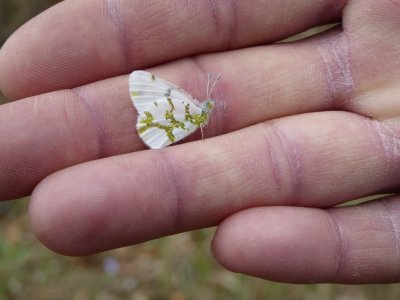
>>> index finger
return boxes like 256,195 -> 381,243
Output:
0,0 -> 345,99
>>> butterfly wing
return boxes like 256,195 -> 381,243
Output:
129,70 -> 203,149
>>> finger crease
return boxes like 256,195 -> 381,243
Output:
262,123 -> 304,205
160,150 -> 186,231
318,34 -> 354,110
71,87 -> 111,159
206,0 -> 238,50
104,0 -> 133,65
326,210 -> 348,281
369,120 -> 400,183
378,200 -> 400,276
207,0 -> 218,28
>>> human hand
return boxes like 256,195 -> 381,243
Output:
1,0 -> 400,284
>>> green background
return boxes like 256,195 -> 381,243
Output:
1,1 -> 400,299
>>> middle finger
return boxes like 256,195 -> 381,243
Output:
0,29 -> 344,200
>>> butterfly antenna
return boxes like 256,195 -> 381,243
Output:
209,74 -> 221,98
200,125 -> 205,141
206,73 -> 212,99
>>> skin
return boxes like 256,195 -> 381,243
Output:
1,0 -> 400,284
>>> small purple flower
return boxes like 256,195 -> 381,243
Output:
103,256 -> 120,276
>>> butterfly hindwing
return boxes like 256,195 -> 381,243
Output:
129,71 -> 204,149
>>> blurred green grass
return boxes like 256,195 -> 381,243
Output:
0,0 -> 59,45
2,202 -> 400,300
1,2 -> 400,300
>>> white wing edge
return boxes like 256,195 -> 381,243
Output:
129,70 -> 203,109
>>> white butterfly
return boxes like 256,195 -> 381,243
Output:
129,70 -> 220,149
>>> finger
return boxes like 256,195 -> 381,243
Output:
0,80 -> 140,200
0,29 -> 347,201
29,111 -> 400,255
5,0 -> 400,202
0,0 -> 346,99
212,196 -> 400,284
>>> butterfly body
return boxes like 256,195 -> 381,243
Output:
129,70 -> 215,149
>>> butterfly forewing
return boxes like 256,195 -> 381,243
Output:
129,70 -> 205,149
